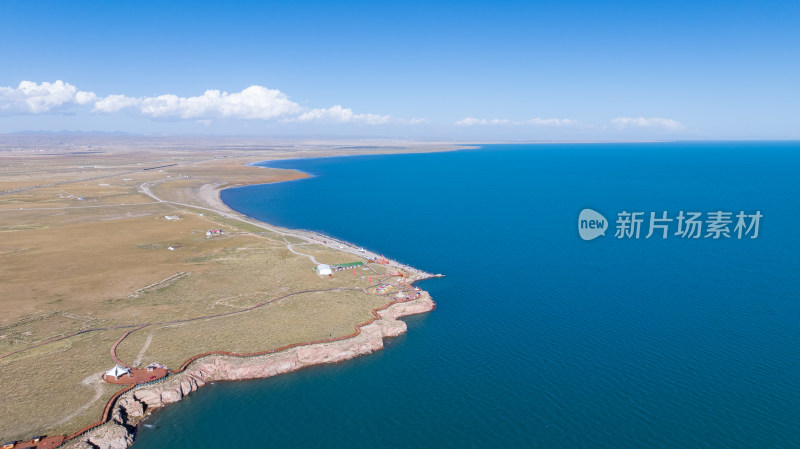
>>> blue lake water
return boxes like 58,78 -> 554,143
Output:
134,142 -> 800,448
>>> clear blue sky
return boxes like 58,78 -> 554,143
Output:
1,0 -> 798,139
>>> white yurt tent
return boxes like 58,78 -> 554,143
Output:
104,364 -> 131,379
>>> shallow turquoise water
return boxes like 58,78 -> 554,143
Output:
134,142 -> 800,448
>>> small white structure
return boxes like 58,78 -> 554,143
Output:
147,362 -> 167,371
104,364 -> 130,379
165,215 -> 180,221
317,264 -> 332,276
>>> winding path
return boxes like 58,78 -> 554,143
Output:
133,332 -> 154,367
285,242 -> 321,265
106,286 -> 357,368
0,286 -> 359,363
52,372 -> 108,429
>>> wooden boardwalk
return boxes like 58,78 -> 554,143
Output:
4,435 -> 64,449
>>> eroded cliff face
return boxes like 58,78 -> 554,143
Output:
61,293 -> 434,449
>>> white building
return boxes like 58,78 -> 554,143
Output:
317,264 -> 332,276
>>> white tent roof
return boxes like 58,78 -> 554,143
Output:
317,264 -> 332,275
105,364 -> 130,378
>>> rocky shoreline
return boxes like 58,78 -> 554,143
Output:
60,293 -> 435,449
56,162 -> 439,448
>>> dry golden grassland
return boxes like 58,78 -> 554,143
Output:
0,330 -> 123,439
115,289 -> 389,370
0,136 -> 449,442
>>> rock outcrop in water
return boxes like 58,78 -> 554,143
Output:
60,293 -> 434,449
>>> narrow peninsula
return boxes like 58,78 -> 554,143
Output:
0,136 -> 454,449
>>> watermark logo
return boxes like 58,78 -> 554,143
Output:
578,209 -> 608,240
578,209 -> 762,240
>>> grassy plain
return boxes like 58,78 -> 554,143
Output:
0,135 -> 454,441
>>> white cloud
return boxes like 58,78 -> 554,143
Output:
0,80 -> 96,114
396,117 -> 428,125
0,80 -> 423,127
455,117 -> 479,126
94,85 -> 301,120
456,117 -> 575,126
74,90 -> 97,105
525,118 -> 576,126
293,105 -> 391,125
92,87 -> 398,125
455,117 -> 512,126
93,94 -> 139,113
611,117 -> 684,130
